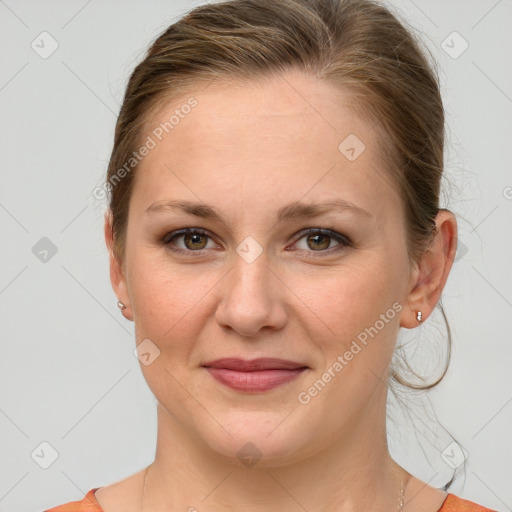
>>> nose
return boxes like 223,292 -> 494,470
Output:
214,252 -> 288,338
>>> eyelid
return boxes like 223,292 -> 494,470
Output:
287,227 -> 352,254
291,227 -> 351,244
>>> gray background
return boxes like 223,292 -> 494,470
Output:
0,0 -> 511,511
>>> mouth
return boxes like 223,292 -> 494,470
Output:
202,358 -> 309,392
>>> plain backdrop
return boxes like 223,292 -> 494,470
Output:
0,1 -> 511,511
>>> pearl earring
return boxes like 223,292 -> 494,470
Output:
416,311 -> 422,323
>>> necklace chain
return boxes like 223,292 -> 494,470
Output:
141,464 -> 406,511
398,480 -> 405,511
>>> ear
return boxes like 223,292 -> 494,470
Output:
104,210 -> 134,322
401,209 -> 458,328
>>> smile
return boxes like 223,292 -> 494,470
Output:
202,358 -> 309,392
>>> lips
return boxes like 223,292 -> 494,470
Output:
202,358 -> 308,392
203,357 -> 307,371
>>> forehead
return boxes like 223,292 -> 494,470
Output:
130,69 -> 401,223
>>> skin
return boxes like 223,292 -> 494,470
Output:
101,68 -> 457,512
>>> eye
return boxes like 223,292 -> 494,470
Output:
162,228 -> 218,253
161,227 -> 352,257
289,228 -> 352,256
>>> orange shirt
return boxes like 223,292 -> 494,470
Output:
44,488 -> 497,511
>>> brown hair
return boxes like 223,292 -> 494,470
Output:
105,0 -> 452,391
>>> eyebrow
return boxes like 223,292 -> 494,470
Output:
144,199 -> 372,222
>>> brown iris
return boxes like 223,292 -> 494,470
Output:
184,233 -> 208,250
306,233 -> 331,251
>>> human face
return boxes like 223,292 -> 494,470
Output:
116,68 -> 413,464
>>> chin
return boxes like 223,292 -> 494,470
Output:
195,409 -> 315,467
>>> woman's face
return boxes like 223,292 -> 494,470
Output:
110,69 -> 420,464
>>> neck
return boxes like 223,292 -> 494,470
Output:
140,396 -> 410,512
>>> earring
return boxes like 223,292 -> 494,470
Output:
117,301 -> 127,311
416,311 -> 423,323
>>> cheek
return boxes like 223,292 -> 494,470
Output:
292,263 -> 402,419
289,259 -> 401,347
129,258 -> 214,397
128,248 -> 215,347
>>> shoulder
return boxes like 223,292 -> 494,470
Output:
47,468 -> 147,512
43,488 -> 103,512
438,493 -> 497,512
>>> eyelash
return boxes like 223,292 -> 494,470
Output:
160,227 -> 353,257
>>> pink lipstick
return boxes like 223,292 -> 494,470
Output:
202,357 -> 308,392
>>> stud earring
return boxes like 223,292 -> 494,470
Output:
117,301 -> 127,311
416,311 -> 422,323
